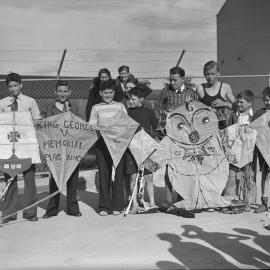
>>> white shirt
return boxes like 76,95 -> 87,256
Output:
55,101 -> 70,112
0,93 -> 41,120
237,108 -> 253,125
175,84 -> 185,94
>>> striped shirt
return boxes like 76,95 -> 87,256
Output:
89,101 -> 127,125
0,93 -> 41,120
154,85 -> 198,129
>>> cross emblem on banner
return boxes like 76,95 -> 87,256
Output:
7,131 -> 21,142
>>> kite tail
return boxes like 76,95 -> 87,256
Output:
138,166 -> 147,209
124,172 -> 140,216
0,190 -> 60,224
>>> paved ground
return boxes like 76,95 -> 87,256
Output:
0,170 -> 270,270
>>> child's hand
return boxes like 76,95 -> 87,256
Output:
211,99 -> 229,108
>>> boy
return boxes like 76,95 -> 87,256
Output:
89,79 -> 126,216
196,61 -> 235,130
253,87 -> 270,214
43,80 -> 82,218
154,66 -> 198,211
223,89 -> 254,203
126,86 -> 158,213
155,66 -> 198,131
0,73 -> 41,224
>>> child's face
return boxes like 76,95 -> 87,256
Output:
55,85 -> 71,103
263,95 -> 270,110
100,89 -> 115,104
8,81 -> 22,97
170,74 -> 184,91
237,97 -> 252,113
119,70 -> 128,82
125,82 -> 136,92
100,72 -> 110,82
129,94 -> 143,108
204,67 -> 219,86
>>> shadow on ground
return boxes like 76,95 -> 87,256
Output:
156,225 -> 270,269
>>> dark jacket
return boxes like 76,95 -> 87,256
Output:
114,73 -> 136,103
44,100 -> 79,118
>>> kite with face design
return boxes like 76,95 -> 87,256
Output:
152,100 -> 229,210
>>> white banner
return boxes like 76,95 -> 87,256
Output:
0,111 -> 41,164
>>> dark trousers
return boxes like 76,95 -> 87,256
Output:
95,139 -> 125,213
165,164 -> 183,205
165,165 -> 173,205
218,120 -> 227,130
45,166 -> 80,215
2,164 -> 37,219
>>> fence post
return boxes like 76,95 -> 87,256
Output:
176,49 -> 186,67
57,48 -> 67,80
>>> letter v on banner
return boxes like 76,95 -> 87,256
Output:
34,112 -> 98,192
98,111 -> 139,169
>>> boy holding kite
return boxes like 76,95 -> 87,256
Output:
0,73 -> 41,224
126,86 -> 158,214
43,80 -> 82,218
223,89 -> 255,206
89,79 -> 127,216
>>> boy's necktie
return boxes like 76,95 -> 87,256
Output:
63,102 -> 68,112
11,96 -> 18,111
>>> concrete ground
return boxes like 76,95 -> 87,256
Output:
0,169 -> 270,270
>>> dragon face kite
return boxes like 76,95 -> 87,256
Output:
153,101 -> 229,209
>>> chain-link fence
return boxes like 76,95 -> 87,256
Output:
0,75 -> 269,174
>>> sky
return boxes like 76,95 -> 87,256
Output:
0,0 -> 226,79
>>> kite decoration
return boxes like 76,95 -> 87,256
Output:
34,111 -> 98,192
152,101 -> 230,210
98,111 -> 139,169
250,110 -> 270,167
128,128 -> 158,169
0,111 -> 41,199
221,123 -> 257,168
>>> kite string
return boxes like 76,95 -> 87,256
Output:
0,190 -> 60,224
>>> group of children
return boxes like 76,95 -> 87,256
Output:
0,62 -> 270,227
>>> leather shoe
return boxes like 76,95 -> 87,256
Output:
23,214 -> 38,221
1,217 -> 17,224
43,213 -> 57,219
67,212 -> 82,217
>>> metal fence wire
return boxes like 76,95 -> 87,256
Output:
0,75 -> 268,173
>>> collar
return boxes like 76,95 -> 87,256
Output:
56,99 -> 71,105
236,107 -> 253,117
10,93 -> 22,100
175,84 -> 185,94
